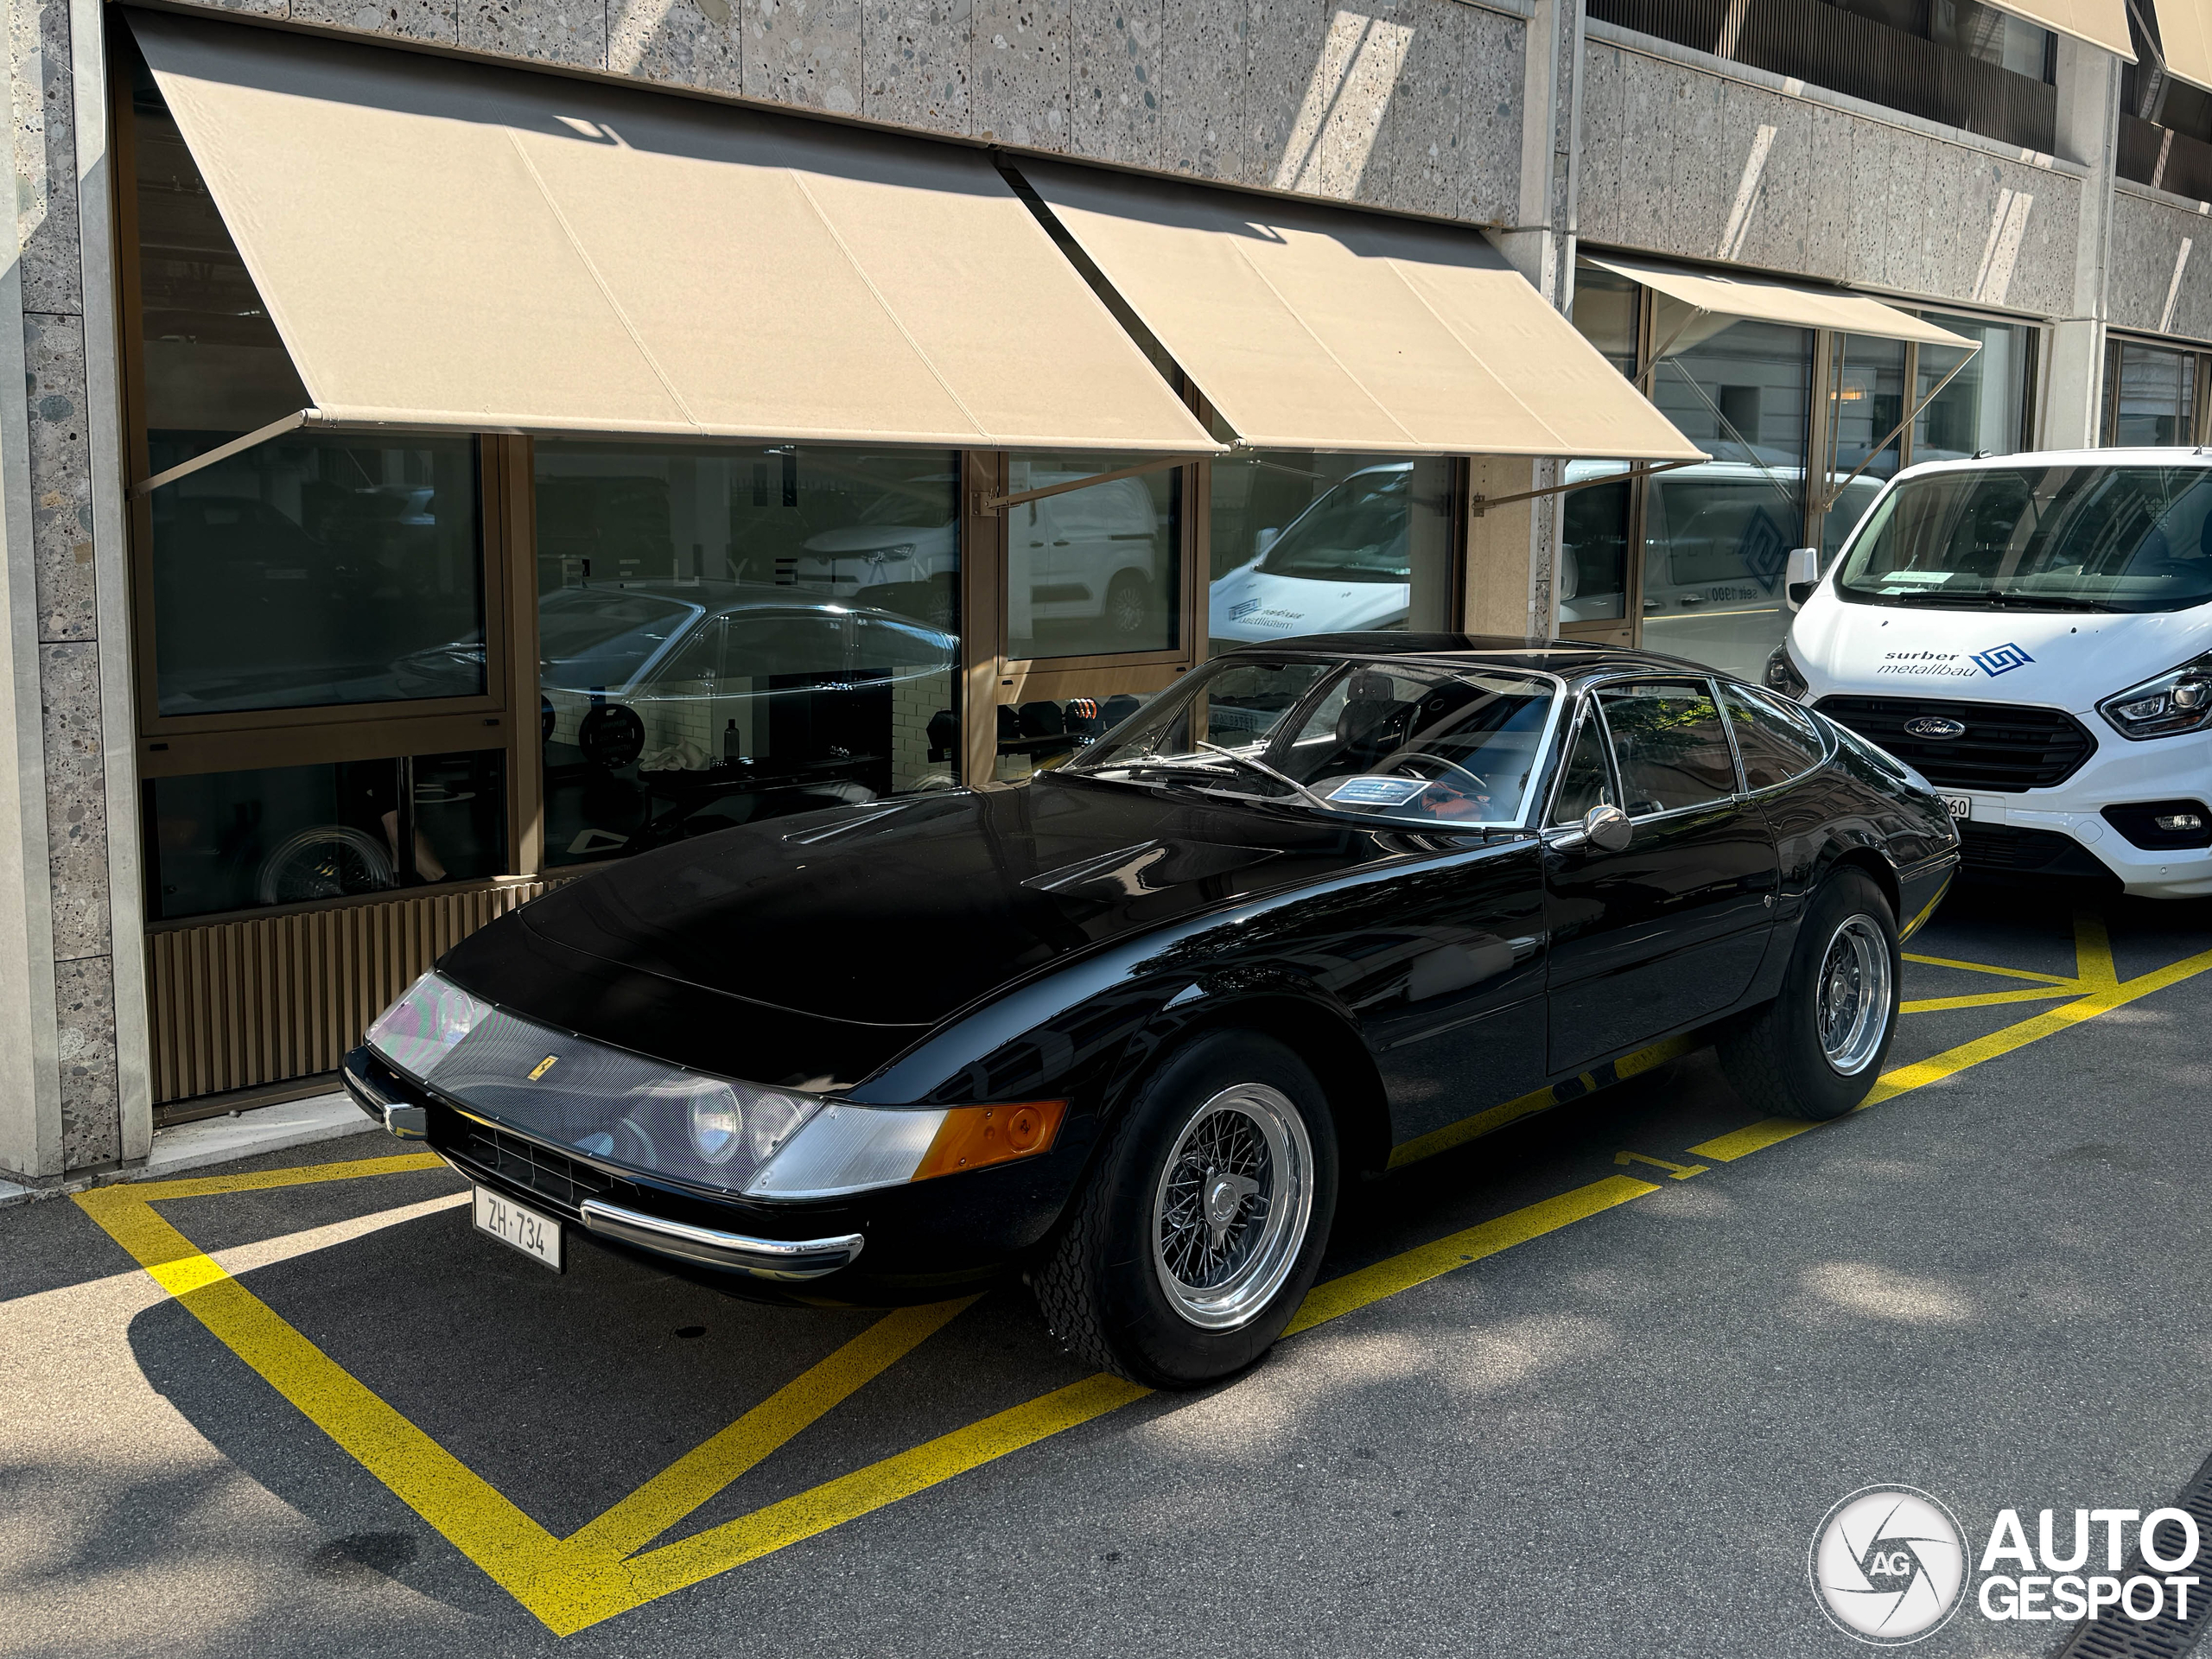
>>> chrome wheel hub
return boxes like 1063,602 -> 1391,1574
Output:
1815,913 -> 1893,1077
1152,1084 -> 1313,1332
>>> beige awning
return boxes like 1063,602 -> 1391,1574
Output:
1588,257 -> 1979,352
2151,0 -> 2212,92
1019,162 -> 1702,461
1982,0 -> 2133,60
127,12 -> 1216,457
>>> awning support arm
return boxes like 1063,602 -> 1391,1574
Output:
130,410 -> 312,499
1470,458 -> 1704,518
1815,349 -> 1977,516
974,452 -> 1215,516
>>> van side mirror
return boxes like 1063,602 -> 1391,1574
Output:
1255,527 -> 1280,558
1553,802 -> 1632,854
1785,546 -> 1821,611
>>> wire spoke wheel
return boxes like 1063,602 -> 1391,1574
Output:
1815,912 -> 1892,1077
1150,1083 -> 1313,1332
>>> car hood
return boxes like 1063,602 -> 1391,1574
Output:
450,782 -> 1392,1042
1208,564 -> 1409,642
1793,596 -> 2212,711
800,524 -> 956,555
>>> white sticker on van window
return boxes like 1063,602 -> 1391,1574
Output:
1329,777 -> 1430,807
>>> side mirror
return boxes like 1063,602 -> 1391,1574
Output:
1557,548 -> 1580,604
1785,546 -> 1821,611
1584,803 -> 1633,852
1552,802 -> 1632,853
1255,527 -> 1281,559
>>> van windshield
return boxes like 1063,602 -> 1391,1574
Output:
1834,464 -> 2212,613
1255,469 -> 1411,583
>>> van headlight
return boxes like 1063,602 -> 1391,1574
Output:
2097,653 -> 2212,740
1764,642 -> 1809,701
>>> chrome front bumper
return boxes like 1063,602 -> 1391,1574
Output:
577,1199 -> 865,1281
346,1053 -> 865,1282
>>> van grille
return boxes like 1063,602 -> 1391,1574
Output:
1815,696 -> 2094,791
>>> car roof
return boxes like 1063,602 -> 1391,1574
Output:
1892,445 -> 2212,482
1215,631 -> 1732,682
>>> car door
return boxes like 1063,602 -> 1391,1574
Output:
1543,677 -> 1780,1073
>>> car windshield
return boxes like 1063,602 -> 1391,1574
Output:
1255,470 -> 1412,584
1834,464 -> 2212,613
1063,656 -> 1558,828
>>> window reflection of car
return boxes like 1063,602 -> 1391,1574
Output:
533,582 -> 958,855
1208,464 -> 1415,645
1559,458 -> 1883,681
786,471 -> 1166,640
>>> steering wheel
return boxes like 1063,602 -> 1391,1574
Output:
1389,752 -> 1491,793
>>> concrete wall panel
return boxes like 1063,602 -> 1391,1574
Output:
38,639 -> 105,964
55,952 -> 115,1166
864,0 -> 970,131
1069,0 -> 1159,165
461,0 -> 607,66
23,312 -> 90,646
609,0 -> 745,92
1580,36 -> 2081,317
11,0 -> 79,316
975,0 -> 1069,149
747,0 -> 864,111
1154,0 -> 1241,177
2109,187 -> 2212,342
291,0 -> 459,42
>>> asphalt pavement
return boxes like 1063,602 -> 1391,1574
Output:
5,884 -> 2210,1659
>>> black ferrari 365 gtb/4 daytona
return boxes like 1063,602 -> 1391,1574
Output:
346,635 -> 1957,1387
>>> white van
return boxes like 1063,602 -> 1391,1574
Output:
1777,448 -> 2212,897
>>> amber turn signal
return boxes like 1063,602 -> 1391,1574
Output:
913,1100 -> 1067,1181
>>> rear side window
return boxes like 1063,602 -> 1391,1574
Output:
1596,680 -> 1738,817
1721,682 -> 1826,789
1548,707 -> 1617,824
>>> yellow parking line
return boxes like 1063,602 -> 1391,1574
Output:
1903,952 -> 2075,986
70,911 -> 2212,1637
1901,987 -> 2080,1014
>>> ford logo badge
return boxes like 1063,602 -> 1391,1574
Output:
1904,716 -> 1967,739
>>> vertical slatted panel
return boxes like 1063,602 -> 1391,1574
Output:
146,882 -> 555,1106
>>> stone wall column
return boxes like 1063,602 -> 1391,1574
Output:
2043,36 -> 2121,448
0,0 -> 143,1181
1488,0 -> 1584,637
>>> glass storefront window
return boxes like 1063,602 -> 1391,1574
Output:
533,444 -> 960,868
1643,317 -> 1813,681
146,435 -> 485,716
1815,333 -> 1905,563
1914,315 -> 2033,463
990,683 -> 1161,782
147,751 -> 506,920
1002,453 -> 1178,659
1563,267 -> 1642,628
1207,453 -> 1455,652
2106,340 -> 2200,446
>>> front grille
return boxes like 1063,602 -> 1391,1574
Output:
1957,823 -> 2112,880
438,1116 -> 630,1217
1815,696 -> 2095,791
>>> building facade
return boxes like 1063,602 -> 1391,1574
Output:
0,0 -> 2200,1184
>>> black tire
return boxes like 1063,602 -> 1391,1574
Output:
1719,868 -> 1901,1122
1033,1031 -> 1338,1389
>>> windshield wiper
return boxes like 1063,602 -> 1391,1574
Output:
1195,741 -> 1338,811
1853,587 -> 2113,613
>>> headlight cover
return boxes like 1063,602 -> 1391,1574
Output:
2097,652 -> 2212,741
365,972 -> 826,1192
1764,641 -> 1809,701
362,973 -> 1066,1199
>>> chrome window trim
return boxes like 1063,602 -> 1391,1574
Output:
1578,672 -> 1745,826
